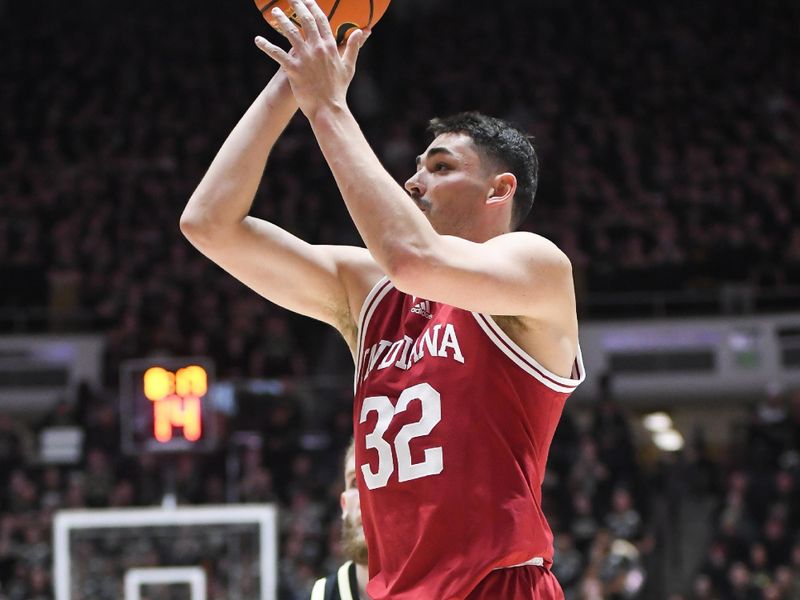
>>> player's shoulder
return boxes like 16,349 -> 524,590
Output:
491,231 -> 572,269
309,561 -> 357,600
321,243 -> 373,266
309,573 -> 335,600
325,245 -> 385,317
323,245 -> 383,279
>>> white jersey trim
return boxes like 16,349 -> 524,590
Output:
354,276 -> 394,391
471,312 -> 585,394
310,577 -> 326,600
337,561 -> 355,600
493,556 -> 545,571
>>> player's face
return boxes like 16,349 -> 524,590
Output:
405,133 -> 498,237
341,453 -> 361,525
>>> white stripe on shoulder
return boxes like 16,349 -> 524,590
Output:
310,576 -> 326,600
337,561 -> 355,600
356,276 -> 391,332
471,313 -> 586,394
354,277 -> 394,391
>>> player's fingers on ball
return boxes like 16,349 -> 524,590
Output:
270,7 -> 303,45
302,0 -> 334,40
287,0 -> 320,42
342,29 -> 365,70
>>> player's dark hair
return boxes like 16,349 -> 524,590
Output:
427,112 -> 538,230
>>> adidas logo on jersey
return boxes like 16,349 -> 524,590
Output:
410,300 -> 433,319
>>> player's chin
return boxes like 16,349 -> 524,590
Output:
341,519 -> 369,564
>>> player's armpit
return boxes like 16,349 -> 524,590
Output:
389,230 -> 575,321
181,215 -> 381,350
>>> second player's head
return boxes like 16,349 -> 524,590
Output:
404,112 -> 538,239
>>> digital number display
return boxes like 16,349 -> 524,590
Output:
120,358 -> 216,454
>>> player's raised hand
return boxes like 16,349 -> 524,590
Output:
255,0 -> 369,120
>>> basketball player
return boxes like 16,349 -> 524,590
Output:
181,0 -> 584,597
310,441 -> 370,600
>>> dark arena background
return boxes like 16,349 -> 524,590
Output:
1,0 -> 799,598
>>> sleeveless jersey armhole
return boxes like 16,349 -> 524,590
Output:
471,312 -> 586,394
353,277 -> 393,391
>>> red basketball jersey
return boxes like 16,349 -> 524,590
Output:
353,278 -> 585,600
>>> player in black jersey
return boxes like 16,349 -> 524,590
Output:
310,441 -> 370,600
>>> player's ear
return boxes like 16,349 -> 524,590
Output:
486,172 -> 516,206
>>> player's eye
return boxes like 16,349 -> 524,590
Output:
434,162 -> 451,172
347,477 -> 357,489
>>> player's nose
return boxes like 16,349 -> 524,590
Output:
404,172 -> 425,198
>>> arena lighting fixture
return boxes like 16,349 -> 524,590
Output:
642,412 -> 673,432
653,430 -> 685,452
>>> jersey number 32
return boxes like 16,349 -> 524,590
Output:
359,382 -> 444,490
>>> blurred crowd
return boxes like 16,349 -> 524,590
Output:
0,382 -> 355,600
2,0 -> 799,379
1,0 -> 800,598
674,388 -> 800,600
2,380 -> 799,599
545,389 -> 652,599
2,381 -> 646,599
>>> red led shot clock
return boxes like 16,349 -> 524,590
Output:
120,357 -> 217,454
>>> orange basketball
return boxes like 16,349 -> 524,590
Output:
255,0 -> 392,44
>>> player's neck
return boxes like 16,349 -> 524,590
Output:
463,222 -> 511,244
435,213 -> 509,244
355,562 -> 371,600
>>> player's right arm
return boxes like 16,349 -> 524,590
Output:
180,68 -> 379,347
